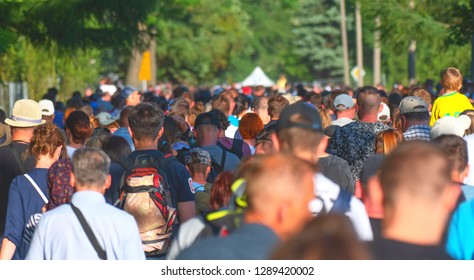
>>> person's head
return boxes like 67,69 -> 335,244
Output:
119,106 -> 133,128
374,129 -> 404,155
86,127 -> 111,149
253,85 -> 265,97
128,103 -> 165,145
252,96 -> 270,125
433,134 -> 469,184
189,101 -> 206,128
29,123 -> 65,162
232,94 -> 249,117
169,97 -> 190,121
209,171 -> 234,210
379,141 -> 460,243
239,153 -> 315,240
6,99 -> 46,140
211,94 -> 231,117
121,86 -> 141,106
409,87 -> 432,110
398,96 -> 430,131
94,112 -> 120,133
333,93 -> 356,120
159,116 -> 185,154
71,148 -> 111,193
111,94 -> 126,111
356,86 -> 382,121
267,94 -> 289,120
46,158 -> 74,211
184,147 -> 211,179
238,113 -> 264,141
65,110 -> 93,145
271,215 -> 372,260
101,135 -> 132,162
360,154 -> 385,217
39,99 -> 55,124
194,111 -> 221,146
430,115 -> 471,140
255,123 -> 277,155
460,109 -> 474,136
222,89 -> 238,113
441,67 -> 463,92
275,103 -> 325,163
212,108 -> 230,136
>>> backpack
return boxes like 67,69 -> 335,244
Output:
217,139 -> 244,159
115,154 -> 177,257
207,148 -> 227,183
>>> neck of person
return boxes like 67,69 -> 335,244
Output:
192,174 -> 207,185
134,138 -> 159,151
35,154 -> 57,169
11,128 -> 34,143
198,137 -> 217,147
358,112 -> 379,123
382,204 -> 448,246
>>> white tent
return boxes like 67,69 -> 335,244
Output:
241,66 -> 275,87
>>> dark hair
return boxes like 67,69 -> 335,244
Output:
159,116 -> 184,154
402,111 -> 430,122
356,86 -> 381,117
211,94 -> 230,116
0,109 -> 6,124
102,136 -> 132,162
128,103 -> 164,142
119,106 -> 133,128
65,111 -> 93,145
268,95 -> 289,119
211,108 -> 230,131
232,94 -> 249,116
433,134 -> 468,174
111,94 -> 126,110
461,109 -> 474,135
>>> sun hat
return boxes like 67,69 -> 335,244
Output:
5,99 -> 46,127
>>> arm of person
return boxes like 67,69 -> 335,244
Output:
0,238 -> 16,260
177,201 -> 196,224
1,178 -> 24,259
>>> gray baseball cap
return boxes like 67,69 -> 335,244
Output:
399,96 -> 428,115
333,94 -> 355,110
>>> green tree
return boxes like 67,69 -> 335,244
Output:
290,0 -> 345,83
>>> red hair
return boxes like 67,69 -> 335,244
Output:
239,113 -> 264,140
209,171 -> 234,210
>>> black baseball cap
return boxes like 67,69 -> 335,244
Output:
194,111 -> 221,129
277,103 -> 322,132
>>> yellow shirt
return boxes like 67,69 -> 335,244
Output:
430,92 -> 473,126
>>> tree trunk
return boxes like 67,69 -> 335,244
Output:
355,2 -> 364,87
340,0 -> 350,86
126,47 -> 143,88
373,16 -> 381,86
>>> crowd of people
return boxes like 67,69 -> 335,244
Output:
0,66 -> 474,260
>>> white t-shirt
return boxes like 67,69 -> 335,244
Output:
464,134 -> 474,186
313,173 -> 373,241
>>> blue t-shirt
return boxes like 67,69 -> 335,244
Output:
2,168 -> 49,260
106,150 -> 195,217
446,200 -> 474,259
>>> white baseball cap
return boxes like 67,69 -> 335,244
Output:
430,115 -> 471,140
39,99 -> 55,116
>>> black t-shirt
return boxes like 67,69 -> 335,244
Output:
369,218 -> 382,241
318,155 -> 355,194
369,237 -> 452,260
0,142 -> 35,235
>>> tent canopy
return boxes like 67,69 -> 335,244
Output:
241,66 -> 275,87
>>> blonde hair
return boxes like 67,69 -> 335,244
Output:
441,67 -> 463,92
375,129 -> 404,155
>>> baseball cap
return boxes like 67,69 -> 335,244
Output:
121,86 -> 139,99
333,94 -> 355,110
39,99 -> 55,116
194,111 -> 221,129
277,103 -> 322,132
430,115 -> 471,140
399,96 -> 428,115
95,112 -> 119,126
378,102 -> 391,122
184,147 -> 211,166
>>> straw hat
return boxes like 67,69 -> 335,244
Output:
5,99 -> 46,127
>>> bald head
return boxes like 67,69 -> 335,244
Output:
235,153 -> 315,240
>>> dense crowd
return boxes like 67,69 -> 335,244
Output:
1,66 -> 474,260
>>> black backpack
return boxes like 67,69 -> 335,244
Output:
115,154 -> 177,257
217,139 -> 244,159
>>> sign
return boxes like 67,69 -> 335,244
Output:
351,66 -> 366,82
138,51 -> 152,81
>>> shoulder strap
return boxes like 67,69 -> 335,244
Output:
10,143 -> 27,174
329,189 -> 352,214
24,174 -> 48,204
230,139 -> 243,158
115,156 -> 134,171
220,149 -> 227,171
70,202 -> 107,260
